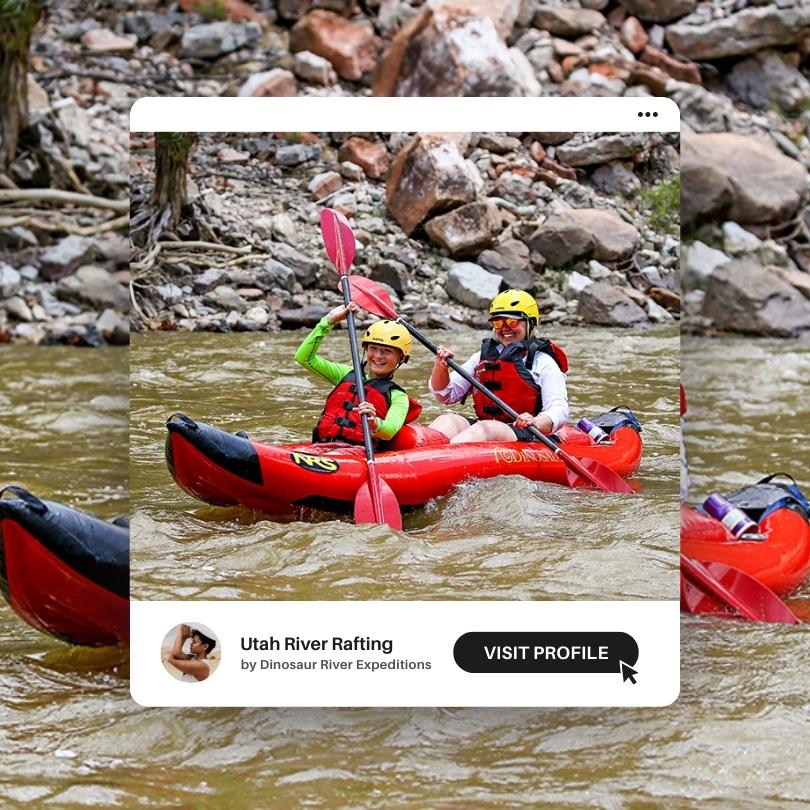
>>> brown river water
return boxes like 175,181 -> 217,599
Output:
2,335 -> 808,806
130,326 -> 679,602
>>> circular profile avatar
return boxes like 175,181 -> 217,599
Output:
162,623 -> 220,683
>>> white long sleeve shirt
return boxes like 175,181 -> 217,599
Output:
429,345 -> 570,432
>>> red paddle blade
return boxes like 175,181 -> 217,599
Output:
320,208 -> 356,274
354,476 -> 402,530
347,276 -> 398,319
681,556 -> 799,624
561,454 -> 634,494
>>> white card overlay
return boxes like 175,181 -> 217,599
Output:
132,600 -> 679,707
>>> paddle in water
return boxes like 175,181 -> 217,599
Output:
681,553 -> 799,624
319,208 -> 402,529
345,275 -> 633,494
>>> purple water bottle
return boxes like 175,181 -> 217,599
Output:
577,418 -> 610,444
703,493 -> 759,538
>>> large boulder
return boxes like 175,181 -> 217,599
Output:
424,200 -> 502,256
681,133 -> 807,226
617,0 -> 695,23
477,239 -> 533,291
576,282 -> 649,327
667,4 -> 810,60
701,260 -> 810,337
373,0 -> 538,97
445,262 -> 502,308
386,134 -> 479,236
726,49 -> 810,113
527,209 -> 639,266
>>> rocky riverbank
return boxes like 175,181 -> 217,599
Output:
130,129 -> 680,332
2,0 -> 809,339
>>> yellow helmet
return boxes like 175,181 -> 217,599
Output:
362,319 -> 412,362
489,289 -> 539,327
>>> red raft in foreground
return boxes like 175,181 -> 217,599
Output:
166,409 -> 642,517
681,475 -> 810,614
0,487 -> 129,646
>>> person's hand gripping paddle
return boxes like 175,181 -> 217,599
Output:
319,208 -> 402,529
346,275 -> 633,494
680,554 -> 799,624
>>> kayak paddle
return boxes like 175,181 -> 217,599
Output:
680,553 -> 799,624
346,276 -> 633,494
319,208 -> 402,530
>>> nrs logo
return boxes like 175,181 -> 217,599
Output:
289,452 -> 340,474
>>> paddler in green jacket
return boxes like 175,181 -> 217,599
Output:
294,302 -> 421,446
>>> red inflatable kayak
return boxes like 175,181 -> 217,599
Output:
0,487 -> 129,646
165,410 -> 642,518
681,501 -> 810,599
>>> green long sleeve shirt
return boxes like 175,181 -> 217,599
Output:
294,317 -> 409,441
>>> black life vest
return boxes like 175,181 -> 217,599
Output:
472,337 -> 567,422
313,370 -> 422,445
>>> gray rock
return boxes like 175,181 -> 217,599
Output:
701,260 -> 810,337
0,262 -> 21,298
726,49 -> 810,113
577,282 -> 649,327
4,297 -> 33,322
275,143 -> 322,167
192,268 -> 226,293
721,222 -> 761,255
670,84 -> 736,133
566,271 -> 594,298
369,260 -> 411,296
478,134 -> 523,154
271,212 -> 298,244
96,308 -> 129,345
682,241 -> 730,291
445,262 -> 503,309
478,239 -> 534,290
617,0 -> 695,23
156,283 -> 185,305
340,161 -> 365,181
259,259 -> 296,292
424,200 -> 503,257
293,50 -> 337,85
278,305 -> 328,329
667,5 -> 810,60
532,6 -> 605,36
180,21 -> 261,60
647,298 -> 674,322
270,243 -> 319,288
556,133 -> 651,167
39,236 -> 95,281
204,285 -> 247,313
57,266 -> 129,310
243,306 -> 270,328
527,209 -> 639,266
682,132 -> 807,226
590,161 -> 641,196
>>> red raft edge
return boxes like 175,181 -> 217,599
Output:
0,493 -> 129,647
681,504 -> 810,599
165,414 -> 642,517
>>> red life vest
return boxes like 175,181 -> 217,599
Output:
471,338 -> 567,422
313,370 -> 422,445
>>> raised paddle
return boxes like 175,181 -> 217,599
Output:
680,553 -> 799,624
346,275 -> 633,494
319,208 -> 402,530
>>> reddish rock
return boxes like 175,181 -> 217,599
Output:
80,29 -> 135,53
179,0 -> 266,23
541,158 -> 577,181
529,141 -> 546,163
289,10 -> 379,81
589,62 -> 630,81
628,63 -> 669,94
239,69 -> 297,96
386,134 -> 478,236
337,137 -> 390,179
640,45 -> 701,84
649,287 -> 681,313
620,16 -> 648,54
424,200 -> 502,257
308,171 -> 343,200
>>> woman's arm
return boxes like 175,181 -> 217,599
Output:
533,354 -> 569,431
429,351 -> 478,405
171,625 -> 190,660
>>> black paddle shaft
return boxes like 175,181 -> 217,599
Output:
340,276 -> 377,461
398,319 -> 557,450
